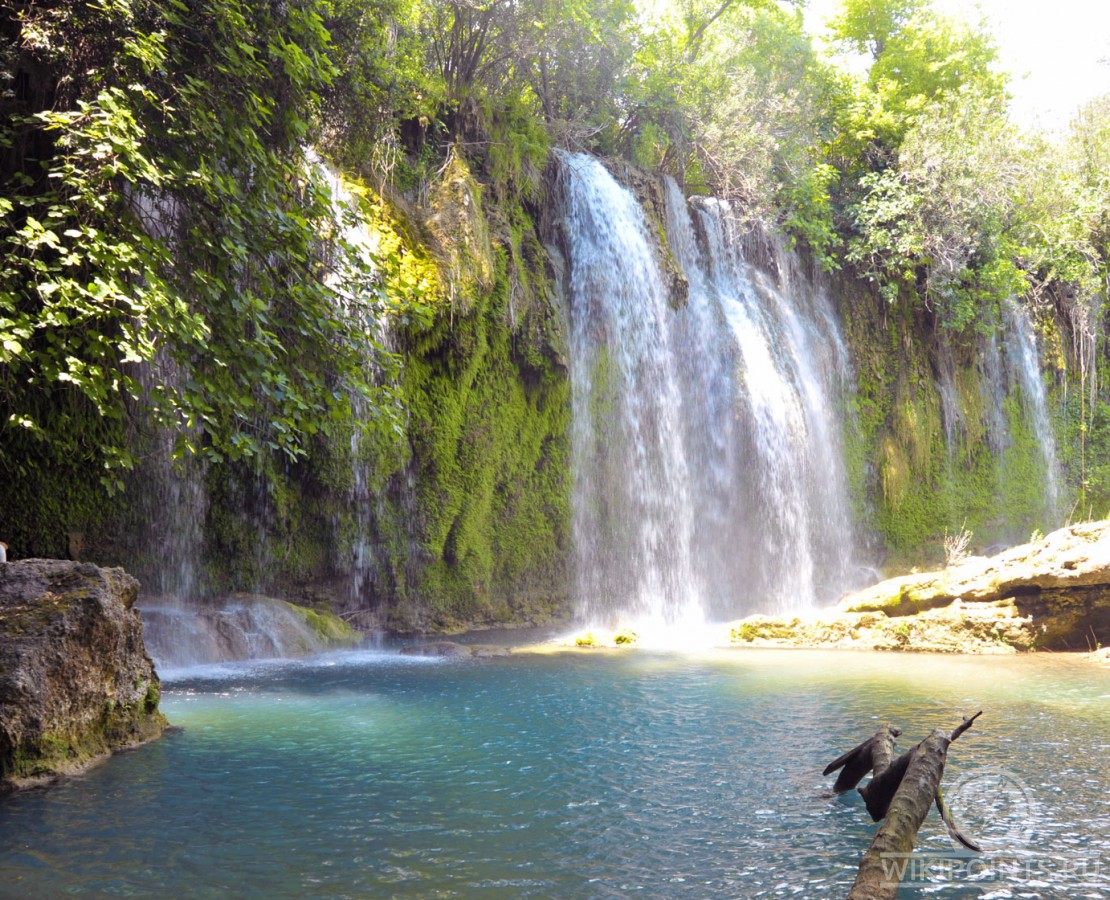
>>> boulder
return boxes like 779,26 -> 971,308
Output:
400,641 -> 470,658
0,559 -> 166,792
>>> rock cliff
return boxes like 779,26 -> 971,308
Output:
0,560 -> 166,791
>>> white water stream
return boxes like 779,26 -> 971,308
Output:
552,154 -> 857,628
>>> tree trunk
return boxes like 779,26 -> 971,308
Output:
848,731 -> 951,900
823,724 -> 901,793
825,712 -> 982,900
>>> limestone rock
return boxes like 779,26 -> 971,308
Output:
0,559 -> 166,791
844,522 -> 1110,617
728,522 -> 1110,654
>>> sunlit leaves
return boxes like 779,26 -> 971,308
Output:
0,0 -> 423,487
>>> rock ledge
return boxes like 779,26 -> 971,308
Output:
729,522 -> 1110,653
1,559 -> 166,792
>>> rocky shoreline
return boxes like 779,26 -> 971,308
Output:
728,522 -> 1110,654
0,559 -> 167,792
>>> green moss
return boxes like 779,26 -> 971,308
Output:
730,618 -> 801,642
285,601 -> 361,644
847,583 -> 953,617
839,280 -> 1071,566
380,160 -> 570,631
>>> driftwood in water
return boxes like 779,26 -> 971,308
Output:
823,724 -> 901,793
824,712 -> 983,900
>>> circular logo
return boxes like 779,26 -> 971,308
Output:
945,766 -> 1038,850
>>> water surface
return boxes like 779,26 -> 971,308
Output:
1,650 -> 1107,898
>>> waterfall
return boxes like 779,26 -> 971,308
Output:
553,155 -> 702,628
1004,300 -> 1061,519
552,153 -> 857,626
315,159 -> 389,609
676,188 -> 856,617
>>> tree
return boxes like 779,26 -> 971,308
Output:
828,0 -> 1005,169
844,88 -> 1027,325
824,0 -> 1016,323
0,0 -> 415,495
317,0 -> 440,181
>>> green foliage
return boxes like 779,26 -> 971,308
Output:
1,0 -> 425,554
828,0 -> 924,58
829,0 -> 1004,160
318,0 -> 439,178
824,0 -> 1023,331
843,89 -> 1028,326
619,0 -> 844,258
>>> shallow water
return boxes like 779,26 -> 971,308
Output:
1,650 -> 1107,898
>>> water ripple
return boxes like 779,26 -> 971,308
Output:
0,650 -> 1106,898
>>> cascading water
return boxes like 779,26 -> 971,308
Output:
1004,300 -> 1061,519
676,187 -> 856,617
552,153 -> 858,627
315,159 -> 391,610
553,155 -> 702,629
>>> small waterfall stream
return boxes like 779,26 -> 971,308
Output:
316,160 -> 391,609
1004,300 -> 1061,519
553,153 -> 857,627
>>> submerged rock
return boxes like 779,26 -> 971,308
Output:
728,522 -> 1110,653
396,641 -> 513,658
0,559 -> 166,792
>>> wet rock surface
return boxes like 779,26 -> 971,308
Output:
138,593 -> 361,669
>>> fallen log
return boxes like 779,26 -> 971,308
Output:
825,712 -> 982,900
823,724 -> 901,793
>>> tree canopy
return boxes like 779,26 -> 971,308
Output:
3,0 -> 1109,496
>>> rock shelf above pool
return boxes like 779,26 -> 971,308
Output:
729,522 -> 1110,653
0,559 -> 167,792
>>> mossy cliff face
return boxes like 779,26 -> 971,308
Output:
0,559 -> 166,791
386,155 -> 571,631
837,276 -> 1069,565
162,154 -> 572,633
3,152 -> 1095,632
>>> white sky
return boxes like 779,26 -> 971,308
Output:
803,0 -> 1110,132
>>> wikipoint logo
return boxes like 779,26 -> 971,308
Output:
945,766 -> 1038,850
